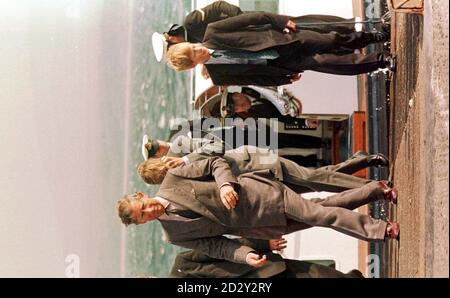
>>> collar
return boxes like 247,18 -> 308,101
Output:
154,196 -> 171,210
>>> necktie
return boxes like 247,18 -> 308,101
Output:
169,205 -> 202,219
211,49 -> 280,60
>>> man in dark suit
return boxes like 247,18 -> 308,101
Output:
117,155 -> 400,266
170,238 -> 364,278
161,1 -> 360,46
166,12 -> 394,86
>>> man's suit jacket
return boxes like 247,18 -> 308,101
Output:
169,239 -> 364,278
203,12 -> 298,86
185,145 -> 302,185
167,135 -> 224,157
184,0 -> 243,43
169,238 -> 286,278
156,156 -> 304,263
184,2 -> 354,44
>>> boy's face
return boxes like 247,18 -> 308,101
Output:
189,43 -> 210,65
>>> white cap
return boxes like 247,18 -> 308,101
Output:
141,134 -> 149,160
220,89 -> 229,118
152,32 -> 167,62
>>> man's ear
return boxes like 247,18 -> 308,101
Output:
135,192 -> 145,199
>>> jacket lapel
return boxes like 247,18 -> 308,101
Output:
157,182 -> 221,224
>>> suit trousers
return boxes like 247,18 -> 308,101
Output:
281,155 -> 372,193
292,15 -> 356,35
318,152 -> 372,174
283,181 -> 388,241
270,30 -> 384,75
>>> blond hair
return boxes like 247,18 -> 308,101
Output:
116,194 -> 137,226
137,158 -> 168,184
165,42 -> 194,71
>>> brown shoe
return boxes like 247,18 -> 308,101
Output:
378,181 -> 397,204
386,221 -> 400,240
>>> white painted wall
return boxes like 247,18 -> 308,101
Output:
278,0 -> 359,115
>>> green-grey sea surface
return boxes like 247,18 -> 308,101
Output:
125,0 -> 192,277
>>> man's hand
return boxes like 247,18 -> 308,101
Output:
283,20 -> 297,33
306,119 -> 319,129
161,156 -> 185,169
290,73 -> 302,83
220,183 -> 239,209
269,238 -> 287,251
246,252 -> 267,267
200,64 -> 210,79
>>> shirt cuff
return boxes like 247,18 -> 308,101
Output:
220,182 -> 232,189
182,156 -> 190,165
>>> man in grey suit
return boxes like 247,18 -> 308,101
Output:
117,155 -> 399,267
140,145 -> 389,193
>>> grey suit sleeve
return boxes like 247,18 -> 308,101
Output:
209,156 -> 238,187
237,238 -> 271,253
207,12 -> 291,32
172,236 -> 255,263
185,152 -> 209,163
171,156 -> 238,188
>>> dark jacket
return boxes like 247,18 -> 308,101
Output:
169,239 -> 364,278
184,0 -> 243,43
202,12 -> 300,86
169,238 -> 286,278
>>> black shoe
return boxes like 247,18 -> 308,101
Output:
384,41 -> 391,53
352,150 -> 369,158
367,153 -> 390,167
382,54 -> 397,71
382,22 -> 391,35
371,31 -> 388,43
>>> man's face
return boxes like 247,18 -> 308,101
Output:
154,140 -> 169,158
145,139 -> 169,158
129,194 -> 165,224
232,93 -> 252,113
167,35 -> 185,45
189,43 -> 210,65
